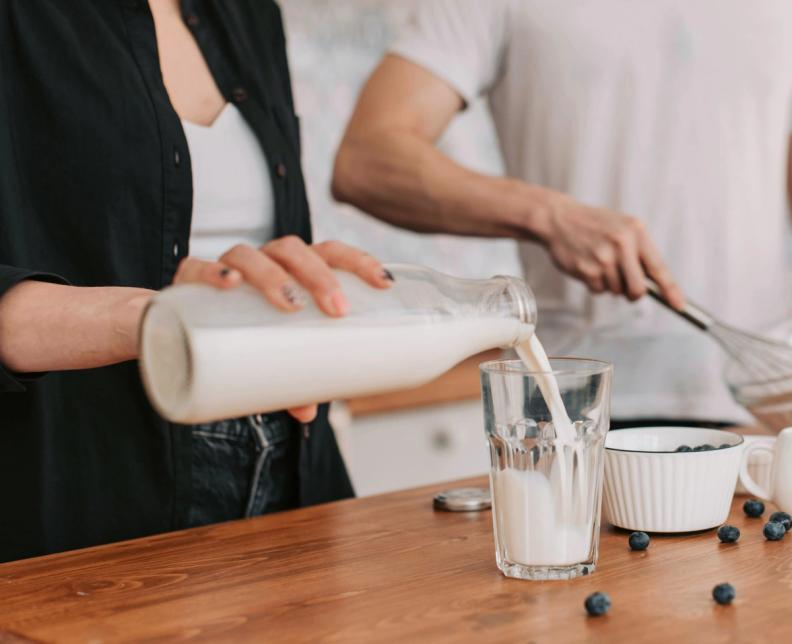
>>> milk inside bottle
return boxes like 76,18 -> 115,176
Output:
140,264 -> 537,424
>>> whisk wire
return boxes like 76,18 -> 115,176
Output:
646,282 -> 792,386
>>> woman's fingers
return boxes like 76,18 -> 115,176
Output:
262,236 -> 347,317
219,244 -> 305,311
177,239 -> 388,317
173,257 -> 242,288
177,239 -> 390,318
287,405 -> 318,423
312,240 -> 392,288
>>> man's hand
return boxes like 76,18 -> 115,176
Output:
538,194 -> 685,307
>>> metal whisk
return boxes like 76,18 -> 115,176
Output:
645,282 -> 792,385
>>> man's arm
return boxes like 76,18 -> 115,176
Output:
333,55 -> 683,306
333,55 -> 546,240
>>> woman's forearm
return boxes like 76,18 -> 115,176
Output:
332,128 -> 559,242
0,281 -> 153,373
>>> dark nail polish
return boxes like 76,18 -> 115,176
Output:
382,268 -> 395,282
282,284 -> 305,307
219,267 -> 231,278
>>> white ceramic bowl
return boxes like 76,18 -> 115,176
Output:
603,427 -> 744,533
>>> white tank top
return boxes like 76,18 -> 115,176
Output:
183,104 -> 275,261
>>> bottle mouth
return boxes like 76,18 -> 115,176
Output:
495,275 -> 537,326
491,275 -> 537,347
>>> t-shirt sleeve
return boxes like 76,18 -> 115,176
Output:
0,265 -> 69,392
389,0 -> 511,106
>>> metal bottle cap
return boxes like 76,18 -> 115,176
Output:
433,487 -> 491,512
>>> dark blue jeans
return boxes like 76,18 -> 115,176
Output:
186,413 -> 301,527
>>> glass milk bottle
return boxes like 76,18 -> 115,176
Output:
139,264 -> 536,424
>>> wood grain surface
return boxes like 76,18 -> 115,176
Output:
0,472 -> 790,643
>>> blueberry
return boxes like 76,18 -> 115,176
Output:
693,444 -> 716,451
712,583 -> 736,605
717,525 -> 740,543
675,445 -> 692,452
628,531 -> 650,551
743,499 -> 765,518
584,591 -> 611,616
719,443 -> 731,449
764,521 -> 786,541
769,511 -> 792,532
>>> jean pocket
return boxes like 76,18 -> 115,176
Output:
187,415 -> 299,527
187,418 -> 259,527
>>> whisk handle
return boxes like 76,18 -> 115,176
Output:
645,281 -> 713,331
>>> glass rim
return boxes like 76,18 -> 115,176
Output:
479,357 -> 613,377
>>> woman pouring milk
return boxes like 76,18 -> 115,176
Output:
0,0 -> 396,562
0,1 -> 687,562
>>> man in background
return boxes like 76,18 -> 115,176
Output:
332,0 -> 792,425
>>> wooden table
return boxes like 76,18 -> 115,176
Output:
0,477 -> 790,643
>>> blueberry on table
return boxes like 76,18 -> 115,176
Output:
764,521 -> 786,541
675,445 -> 692,452
743,499 -> 765,518
584,592 -> 611,617
712,583 -> 735,605
693,444 -> 716,451
628,531 -> 650,551
717,525 -> 740,543
769,511 -> 792,532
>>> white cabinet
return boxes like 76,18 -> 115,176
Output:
333,400 -> 490,497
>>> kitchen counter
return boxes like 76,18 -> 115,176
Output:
0,474 -> 789,642
345,350 -> 501,417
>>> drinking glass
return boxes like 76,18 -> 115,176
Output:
480,358 -> 613,580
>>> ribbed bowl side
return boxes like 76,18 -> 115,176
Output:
603,448 -> 742,533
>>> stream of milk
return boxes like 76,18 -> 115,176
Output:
493,334 -> 592,567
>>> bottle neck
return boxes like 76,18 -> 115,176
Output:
498,275 -> 537,326
493,275 -> 537,347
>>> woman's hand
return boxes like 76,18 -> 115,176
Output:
173,237 -> 392,422
539,195 -> 685,309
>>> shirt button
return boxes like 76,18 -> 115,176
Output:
173,241 -> 180,257
275,163 -> 287,179
185,14 -> 200,28
173,148 -> 181,167
232,87 -> 248,103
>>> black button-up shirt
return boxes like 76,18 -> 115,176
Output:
0,0 -> 350,562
